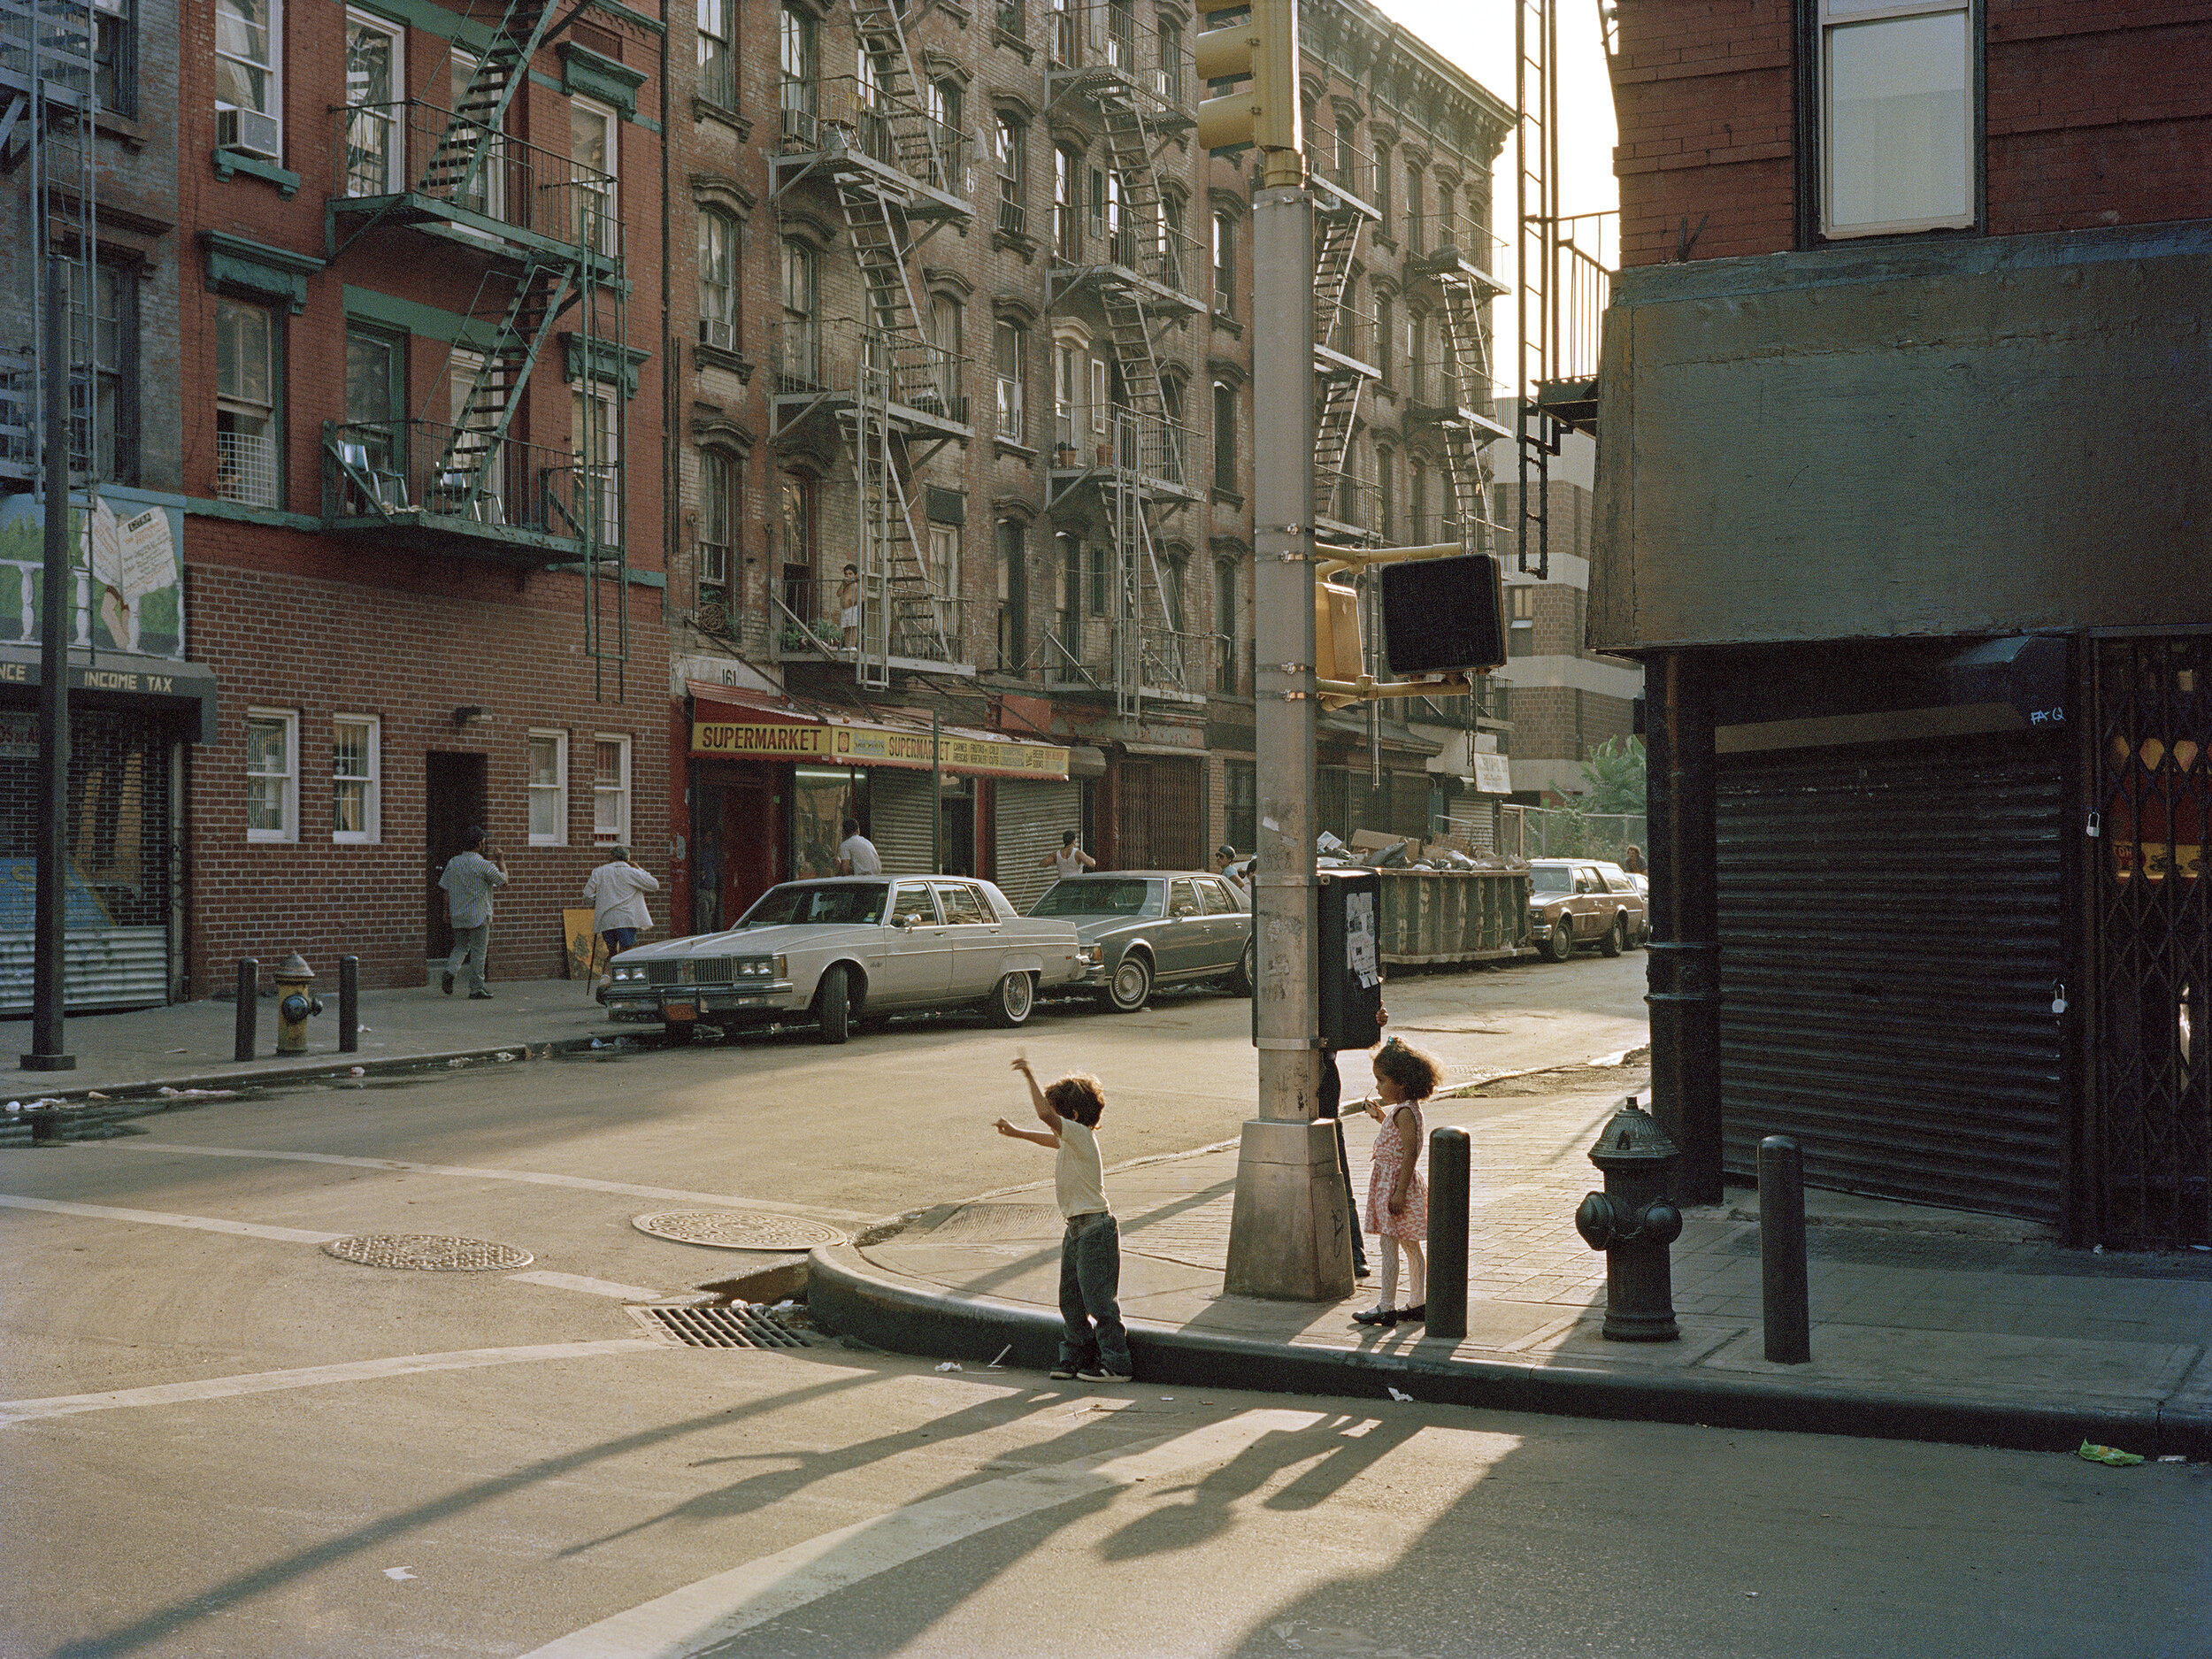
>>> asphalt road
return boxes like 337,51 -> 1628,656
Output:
6,952 -> 2201,1657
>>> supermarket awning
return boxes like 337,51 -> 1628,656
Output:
688,690 -> 1068,780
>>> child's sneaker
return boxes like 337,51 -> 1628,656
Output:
1048,1365 -> 1079,1380
1076,1368 -> 1131,1383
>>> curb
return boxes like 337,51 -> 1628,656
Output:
806,1243 -> 2212,1462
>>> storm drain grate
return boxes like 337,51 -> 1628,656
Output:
632,1211 -> 849,1251
323,1234 -> 534,1271
630,1302 -> 812,1348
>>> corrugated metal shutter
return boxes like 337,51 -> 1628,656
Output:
1114,757 -> 1202,870
0,926 -> 169,1014
995,780 -> 1082,913
869,770 -> 938,875
1717,735 -> 2066,1224
1392,771 -> 1429,838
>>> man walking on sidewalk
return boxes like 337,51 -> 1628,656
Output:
583,846 -> 658,987
439,826 -> 507,999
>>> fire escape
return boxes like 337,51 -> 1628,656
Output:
1404,226 -> 1511,555
321,0 -> 632,688
770,0 -> 975,689
1044,0 -> 1203,720
1,0 -> 100,498
1310,128 -> 1379,547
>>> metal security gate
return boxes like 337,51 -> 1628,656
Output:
867,769 -> 939,876
1114,757 -> 1201,871
1716,735 -> 2067,1224
994,779 -> 1080,914
0,707 -> 173,1011
2088,637 -> 2211,1246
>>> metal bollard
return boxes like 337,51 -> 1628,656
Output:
1759,1134 -> 1811,1363
234,958 -> 258,1062
339,956 -> 359,1053
1426,1126 -> 1470,1340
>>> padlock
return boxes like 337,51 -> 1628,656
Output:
2051,980 -> 2069,1016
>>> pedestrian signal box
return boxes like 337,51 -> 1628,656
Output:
1379,553 -> 1508,677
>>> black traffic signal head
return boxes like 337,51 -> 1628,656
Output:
1379,553 -> 1508,677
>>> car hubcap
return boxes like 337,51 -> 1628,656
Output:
1114,962 -> 1147,1003
1006,977 -> 1031,1018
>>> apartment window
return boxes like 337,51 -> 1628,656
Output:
93,0 -> 136,116
529,730 -> 569,844
332,715 -> 380,841
994,319 -> 1025,442
1054,342 -> 1078,451
1156,17 -> 1181,104
1225,758 -> 1255,850
1214,558 -> 1236,693
1406,310 -> 1425,405
1162,375 -> 1187,483
780,4 -> 817,127
1409,458 -> 1428,542
1087,541 -> 1109,618
697,447 -> 736,611
69,259 -> 131,485
571,96 -> 618,253
215,297 -> 279,508
1058,532 -> 1081,649
1162,192 -> 1187,289
1335,115 -> 1356,191
1162,554 -> 1186,634
698,209 -> 738,348
780,237 -> 817,378
342,323 -> 403,499
1211,380 -> 1234,491
445,349 -> 505,520
928,520 -> 958,602
216,0 -> 280,135
594,734 -> 632,844
1436,180 -> 1455,250
1055,145 -> 1080,258
447,51 -> 504,219
1375,293 -> 1393,385
1087,355 -> 1107,439
1373,142 -> 1390,229
996,518 -> 1025,671
1817,0 -> 1974,237
1508,582 -> 1534,657
995,115 -> 1025,232
572,383 -> 620,543
931,294 -> 964,409
1211,211 -> 1233,314
698,0 -> 735,107
1088,165 -> 1106,236
1404,164 -> 1423,250
1377,445 -> 1394,540
246,708 -> 297,842
343,12 -> 403,195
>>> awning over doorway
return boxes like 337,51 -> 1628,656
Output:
0,646 -> 218,743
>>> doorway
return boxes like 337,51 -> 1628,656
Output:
425,751 -> 488,965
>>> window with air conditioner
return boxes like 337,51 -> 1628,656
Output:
698,447 -> 736,612
698,209 -> 738,349
215,0 -> 280,156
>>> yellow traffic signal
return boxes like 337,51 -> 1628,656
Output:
1194,0 -> 1302,160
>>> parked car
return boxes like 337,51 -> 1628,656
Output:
602,876 -> 1083,1044
1527,857 -> 1647,962
1028,871 -> 1254,1012
1590,861 -> 1652,945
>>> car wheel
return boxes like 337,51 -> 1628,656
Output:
1601,915 -> 1626,957
987,971 -> 1035,1027
1545,920 -> 1575,963
1107,951 -> 1153,1013
817,965 -> 851,1044
1229,936 -> 1256,997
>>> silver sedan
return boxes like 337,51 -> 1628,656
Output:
603,877 -> 1084,1043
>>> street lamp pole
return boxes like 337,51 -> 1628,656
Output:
24,252 -> 77,1071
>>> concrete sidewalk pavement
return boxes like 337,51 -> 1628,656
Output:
810,1069 -> 2212,1460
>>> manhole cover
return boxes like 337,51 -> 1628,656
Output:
629,1302 -> 811,1348
323,1234 -> 534,1271
632,1211 -> 848,1251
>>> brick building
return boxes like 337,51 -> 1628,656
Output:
173,0 -> 671,991
1592,2 -> 2212,1244
657,0 -> 1512,928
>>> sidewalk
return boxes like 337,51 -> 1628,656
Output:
2,974 -> 634,1133
810,1069 -> 2212,1460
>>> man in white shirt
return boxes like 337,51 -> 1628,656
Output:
1041,829 -> 1096,878
837,816 -> 881,876
583,846 -> 659,972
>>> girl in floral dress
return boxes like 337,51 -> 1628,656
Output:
1353,1037 -> 1443,1327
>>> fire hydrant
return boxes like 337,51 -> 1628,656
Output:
1574,1094 -> 1684,1341
274,952 -> 324,1054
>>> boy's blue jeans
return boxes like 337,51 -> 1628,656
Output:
1057,1211 -> 1131,1375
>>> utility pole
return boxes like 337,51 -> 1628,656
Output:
24,252 -> 76,1071
1200,0 -> 1351,1301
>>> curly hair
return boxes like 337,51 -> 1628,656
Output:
1373,1037 -> 1442,1102
1045,1072 -> 1108,1126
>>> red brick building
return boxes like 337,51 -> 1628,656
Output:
178,0 -> 670,990
1591,3 -> 2212,1243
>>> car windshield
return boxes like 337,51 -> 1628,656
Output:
1030,879 -> 1158,918
1530,865 -> 1573,895
736,882 -> 888,928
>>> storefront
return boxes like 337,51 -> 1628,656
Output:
686,687 -> 1071,928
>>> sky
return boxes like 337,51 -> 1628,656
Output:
1367,0 -> 1621,257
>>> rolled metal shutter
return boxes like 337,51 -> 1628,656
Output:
868,770 -> 939,875
1717,734 -> 2065,1224
995,780 -> 1082,913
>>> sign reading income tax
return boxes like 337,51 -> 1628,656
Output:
691,718 -> 1068,780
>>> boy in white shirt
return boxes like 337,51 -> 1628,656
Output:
995,1056 -> 1131,1383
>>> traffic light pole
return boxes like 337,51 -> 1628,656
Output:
1222,178 -> 1352,1302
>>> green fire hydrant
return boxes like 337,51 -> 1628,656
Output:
274,952 -> 325,1054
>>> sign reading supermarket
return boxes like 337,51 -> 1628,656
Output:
692,718 -> 1067,780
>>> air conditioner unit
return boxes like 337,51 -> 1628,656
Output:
699,319 -> 734,350
217,106 -> 282,161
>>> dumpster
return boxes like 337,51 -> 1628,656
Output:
1375,865 -> 1532,966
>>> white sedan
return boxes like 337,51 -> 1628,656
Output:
602,876 -> 1084,1044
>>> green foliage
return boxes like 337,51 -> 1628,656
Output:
1577,736 -> 1647,816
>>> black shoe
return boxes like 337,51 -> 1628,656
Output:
1351,1307 -> 1398,1327
441,972 -> 454,995
469,990 -> 494,1000
1048,1365 -> 1079,1380
1354,1262 -> 1371,1279
1395,1304 -> 1426,1325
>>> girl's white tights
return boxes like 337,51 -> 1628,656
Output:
1378,1235 -> 1426,1310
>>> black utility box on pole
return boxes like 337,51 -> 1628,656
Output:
1315,868 -> 1383,1049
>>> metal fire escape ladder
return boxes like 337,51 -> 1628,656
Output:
1425,269 -> 1506,555
1310,198 -> 1370,524
849,0 -> 949,199
1516,0 -> 1557,579
420,0 -> 560,207
435,254 -> 577,518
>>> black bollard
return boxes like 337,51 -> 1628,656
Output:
1759,1134 -> 1811,1363
339,956 -> 359,1053
234,958 -> 258,1062
1426,1126 -> 1470,1340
